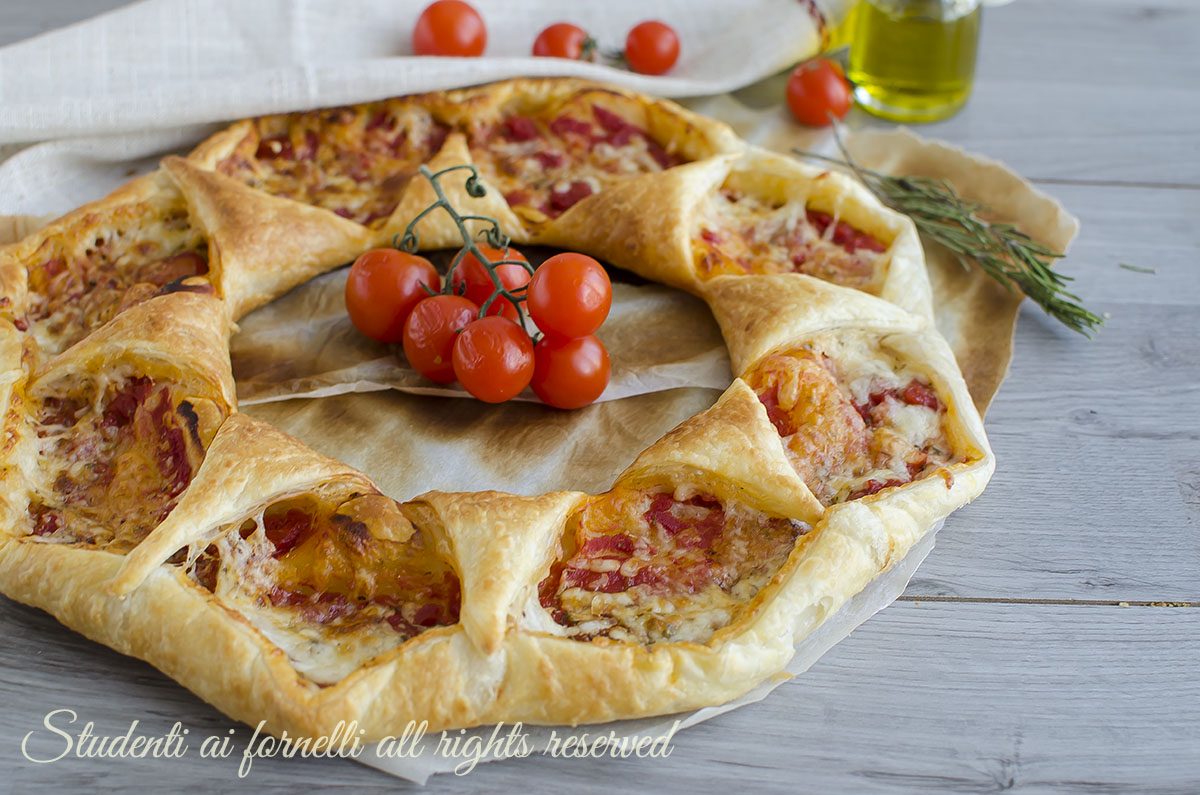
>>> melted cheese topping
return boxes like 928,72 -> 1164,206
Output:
535,486 -> 807,645
28,371 -> 223,553
467,89 -> 686,225
217,101 -> 450,227
190,494 -> 460,685
20,187 -> 211,354
744,339 -> 958,505
694,188 -> 889,289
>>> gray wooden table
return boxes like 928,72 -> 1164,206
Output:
2,1 -> 1198,792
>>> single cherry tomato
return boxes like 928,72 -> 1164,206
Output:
402,294 -> 478,383
532,334 -> 611,410
785,58 -> 852,127
412,0 -> 486,57
449,245 -> 531,322
526,253 -> 612,338
452,316 -> 535,403
624,21 -> 679,76
533,23 -> 595,61
345,249 -> 440,343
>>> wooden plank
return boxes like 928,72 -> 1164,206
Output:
0,0 -> 128,46
4,599 -> 1198,792
905,183 -> 1200,601
1041,184 -> 1200,307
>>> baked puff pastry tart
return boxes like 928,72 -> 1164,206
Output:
0,78 -> 994,740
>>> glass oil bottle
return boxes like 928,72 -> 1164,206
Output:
847,0 -> 982,122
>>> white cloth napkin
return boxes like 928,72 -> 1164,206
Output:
0,0 -> 849,146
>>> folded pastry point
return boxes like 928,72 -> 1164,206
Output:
702,272 -> 921,377
617,379 -> 825,526
401,489 -> 587,656
162,156 -> 372,319
109,413 -> 472,710
691,147 -> 932,319
727,289 -> 994,511
17,293 -> 236,553
0,258 -> 27,321
0,169 -> 216,356
31,290 -> 234,396
534,155 -> 737,292
0,322 -> 35,535
185,120 -> 253,171
426,79 -> 738,236
377,132 -> 526,250
110,413 -> 370,595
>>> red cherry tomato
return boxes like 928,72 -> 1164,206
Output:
624,21 -> 679,75
532,334 -> 611,410
452,316 -> 535,403
345,249 -> 440,343
526,253 -> 612,339
412,0 -> 486,57
402,294 -> 478,383
449,245 -> 531,322
785,58 -> 852,127
533,23 -> 594,60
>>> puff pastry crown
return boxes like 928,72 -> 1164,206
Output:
0,78 -> 993,739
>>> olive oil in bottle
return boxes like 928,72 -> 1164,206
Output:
847,0 -> 981,122
826,2 -> 859,50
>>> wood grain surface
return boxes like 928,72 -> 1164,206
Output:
2,0 -> 1198,792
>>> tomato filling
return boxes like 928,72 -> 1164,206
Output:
22,209 -> 211,352
192,494 -> 460,643
694,188 -> 888,289
537,487 -> 806,644
469,90 -> 686,222
217,100 -> 452,228
28,376 -> 221,553
745,347 -> 958,505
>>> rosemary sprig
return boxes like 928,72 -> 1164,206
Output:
394,164 -> 536,327
794,132 -> 1103,336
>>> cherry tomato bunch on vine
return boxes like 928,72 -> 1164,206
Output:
531,19 -> 679,75
345,165 -> 612,409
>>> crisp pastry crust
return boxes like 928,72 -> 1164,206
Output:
540,147 -> 932,319
0,170 -> 214,356
0,78 -> 995,740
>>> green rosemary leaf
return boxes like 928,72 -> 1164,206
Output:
1119,263 -> 1156,274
